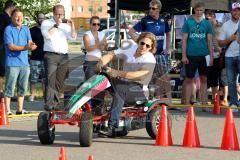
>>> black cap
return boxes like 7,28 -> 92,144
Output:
4,0 -> 16,9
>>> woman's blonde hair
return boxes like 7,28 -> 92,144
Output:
136,32 -> 157,54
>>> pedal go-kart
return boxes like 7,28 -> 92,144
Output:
37,72 -> 168,147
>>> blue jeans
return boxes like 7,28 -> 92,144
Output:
5,66 -> 30,97
225,56 -> 240,105
108,79 -> 146,128
83,61 -> 98,80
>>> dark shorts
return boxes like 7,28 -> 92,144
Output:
29,60 -> 45,84
0,45 -> 5,77
207,58 -> 222,87
220,68 -> 228,87
185,56 -> 207,78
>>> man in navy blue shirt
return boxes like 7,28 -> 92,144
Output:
29,13 -> 45,102
129,0 -> 172,103
0,0 -> 16,97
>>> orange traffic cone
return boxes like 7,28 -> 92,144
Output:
221,108 -> 239,150
155,104 -> 173,146
213,94 -> 222,114
59,147 -> 67,160
182,106 -> 200,147
88,155 -> 94,160
0,98 -> 9,126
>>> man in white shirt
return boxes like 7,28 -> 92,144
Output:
98,32 -> 156,137
218,2 -> 240,111
41,4 -> 76,111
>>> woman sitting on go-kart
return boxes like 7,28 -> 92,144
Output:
97,32 -> 157,137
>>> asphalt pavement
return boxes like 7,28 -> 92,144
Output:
1,106 -> 240,160
2,52 -> 240,160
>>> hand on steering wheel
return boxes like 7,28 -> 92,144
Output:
96,60 -> 104,72
105,67 -> 119,78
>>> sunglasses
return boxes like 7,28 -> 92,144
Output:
140,41 -> 151,48
92,23 -> 100,26
149,7 -> 158,11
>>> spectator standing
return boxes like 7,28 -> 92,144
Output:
29,13 -> 45,102
83,16 -> 107,79
4,8 -> 37,115
41,4 -> 77,111
219,2 -> 240,112
83,16 -> 107,115
205,10 -> 228,106
0,0 -> 16,97
129,0 -> 172,104
181,2 -> 213,110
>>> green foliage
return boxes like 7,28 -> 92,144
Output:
0,0 -> 60,23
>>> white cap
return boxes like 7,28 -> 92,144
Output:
232,2 -> 240,10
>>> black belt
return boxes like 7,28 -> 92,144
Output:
44,51 -> 67,55
118,78 -> 143,88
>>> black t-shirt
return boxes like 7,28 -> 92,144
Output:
30,26 -> 44,60
0,11 -> 11,45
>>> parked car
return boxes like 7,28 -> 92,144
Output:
102,28 -> 135,49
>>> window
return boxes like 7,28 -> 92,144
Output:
98,6 -> 102,13
88,5 -> 93,12
78,5 -> 83,12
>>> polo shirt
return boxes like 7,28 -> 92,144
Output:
133,15 -> 171,54
4,23 -> 31,67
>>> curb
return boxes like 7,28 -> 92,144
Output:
8,112 -> 40,119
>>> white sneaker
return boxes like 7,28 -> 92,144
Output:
202,108 -> 212,112
232,108 -> 238,113
230,105 -> 238,113
7,111 -> 13,115
16,109 -> 30,115
28,96 -> 34,102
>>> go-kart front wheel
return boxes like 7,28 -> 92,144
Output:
37,112 -> 55,144
146,107 -> 170,139
79,112 -> 93,147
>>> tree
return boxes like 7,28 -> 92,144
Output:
0,0 -> 59,22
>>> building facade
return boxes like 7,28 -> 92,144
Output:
71,0 -> 108,30
71,0 -> 108,18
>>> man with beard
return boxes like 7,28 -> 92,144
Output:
29,13 -> 45,102
218,2 -> 240,112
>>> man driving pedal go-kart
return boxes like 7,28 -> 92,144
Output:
97,32 -> 157,137
37,32 -> 165,147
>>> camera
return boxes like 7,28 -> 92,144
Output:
62,19 -> 68,23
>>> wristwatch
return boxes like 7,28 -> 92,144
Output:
53,24 -> 59,28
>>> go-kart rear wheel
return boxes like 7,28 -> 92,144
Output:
146,107 -> 164,139
37,112 -> 55,144
79,112 -> 93,147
